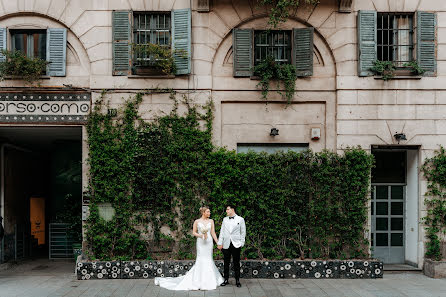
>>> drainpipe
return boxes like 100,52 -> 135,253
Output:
0,143 -> 32,263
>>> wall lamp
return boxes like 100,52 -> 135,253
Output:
394,133 -> 407,144
270,128 -> 279,137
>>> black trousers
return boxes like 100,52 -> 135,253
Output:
222,242 -> 241,281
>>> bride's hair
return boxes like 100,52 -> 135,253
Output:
199,206 -> 209,215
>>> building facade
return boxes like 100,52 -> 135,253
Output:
0,0 -> 443,267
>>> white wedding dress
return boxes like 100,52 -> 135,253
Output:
154,221 -> 224,290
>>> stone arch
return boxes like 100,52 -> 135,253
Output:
211,15 -> 336,91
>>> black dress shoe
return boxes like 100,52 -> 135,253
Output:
220,280 -> 229,286
236,281 -> 242,288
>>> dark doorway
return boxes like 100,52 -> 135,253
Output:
0,126 -> 82,262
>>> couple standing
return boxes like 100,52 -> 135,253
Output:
155,205 -> 246,291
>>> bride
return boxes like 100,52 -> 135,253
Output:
154,206 -> 224,290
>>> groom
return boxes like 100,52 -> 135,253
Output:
217,205 -> 246,288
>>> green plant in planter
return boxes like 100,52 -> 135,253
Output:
253,56 -> 297,104
403,61 -> 426,76
0,50 -> 49,85
132,43 -> 177,75
258,0 -> 320,28
370,60 -> 396,81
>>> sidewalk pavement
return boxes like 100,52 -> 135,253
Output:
0,259 -> 445,297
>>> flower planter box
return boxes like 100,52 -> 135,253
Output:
423,259 -> 446,278
77,259 -> 383,280
133,66 -> 167,76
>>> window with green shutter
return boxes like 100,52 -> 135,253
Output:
358,10 -> 436,77
0,28 -> 67,76
233,28 -> 313,77
113,9 -> 191,76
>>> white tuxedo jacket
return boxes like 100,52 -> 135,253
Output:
217,215 -> 246,249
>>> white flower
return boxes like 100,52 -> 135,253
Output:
112,273 -> 118,278
143,272 -> 149,278
356,269 -> 361,275
81,269 -> 87,275
97,273 -> 103,279
284,264 -> 291,270
102,269 -> 107,274
106,262 -> 112,268
326,269 -> 332,274
85,274 -> 90,280
363,261 -> 369,267
274,272 -> 279,278
348,261 -> 354,267
124,267 -> 130,273
340,265 -> 346,271
311,261 -> 317,267
129,272 -> 134,277
315,272 -> 321,278
135,266 -> 141,271
253,270 -> 258,276
375,268 -> 381,275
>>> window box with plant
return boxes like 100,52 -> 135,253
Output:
0,49 -> 49,85
132,43 -> 176,76
358,11 -> 436,79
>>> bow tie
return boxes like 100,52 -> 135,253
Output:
229,216 -> 235,219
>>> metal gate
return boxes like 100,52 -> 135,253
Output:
49,223 -> 74,259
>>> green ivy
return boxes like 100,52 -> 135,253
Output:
370,60 -> 396,81
85,91 -> 374,261
258,0 -> 320,28
253,56 -> 297,104
403,61 -> 426,76
421,146 -> 446,260
0,50 -> 49,85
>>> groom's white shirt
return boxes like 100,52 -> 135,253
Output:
217,214 -> 246,249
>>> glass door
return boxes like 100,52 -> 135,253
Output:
371,185 -> 405,264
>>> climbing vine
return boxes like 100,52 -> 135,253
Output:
253,56 -> 297,104
85,91 -> 374,261
421,146 -> 446,260
258,0 -> 320,28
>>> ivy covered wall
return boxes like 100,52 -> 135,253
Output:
84,92 -> 374,261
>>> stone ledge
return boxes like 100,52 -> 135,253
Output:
424,259 -> 446,278
76,259 -> 383,280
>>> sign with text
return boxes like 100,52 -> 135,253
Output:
0,93 -> 91,123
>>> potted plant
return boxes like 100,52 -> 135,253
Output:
0,50 -> 49,85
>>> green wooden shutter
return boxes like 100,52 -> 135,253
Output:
172,8 -> 191,75
293,27 -> 314,77
417,11 -> 436,76
233,28 -> 253,77
46,28 -> 67,76
357,10 -> 377,76
0,28 -> 6,62
112,10 -> 131,76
